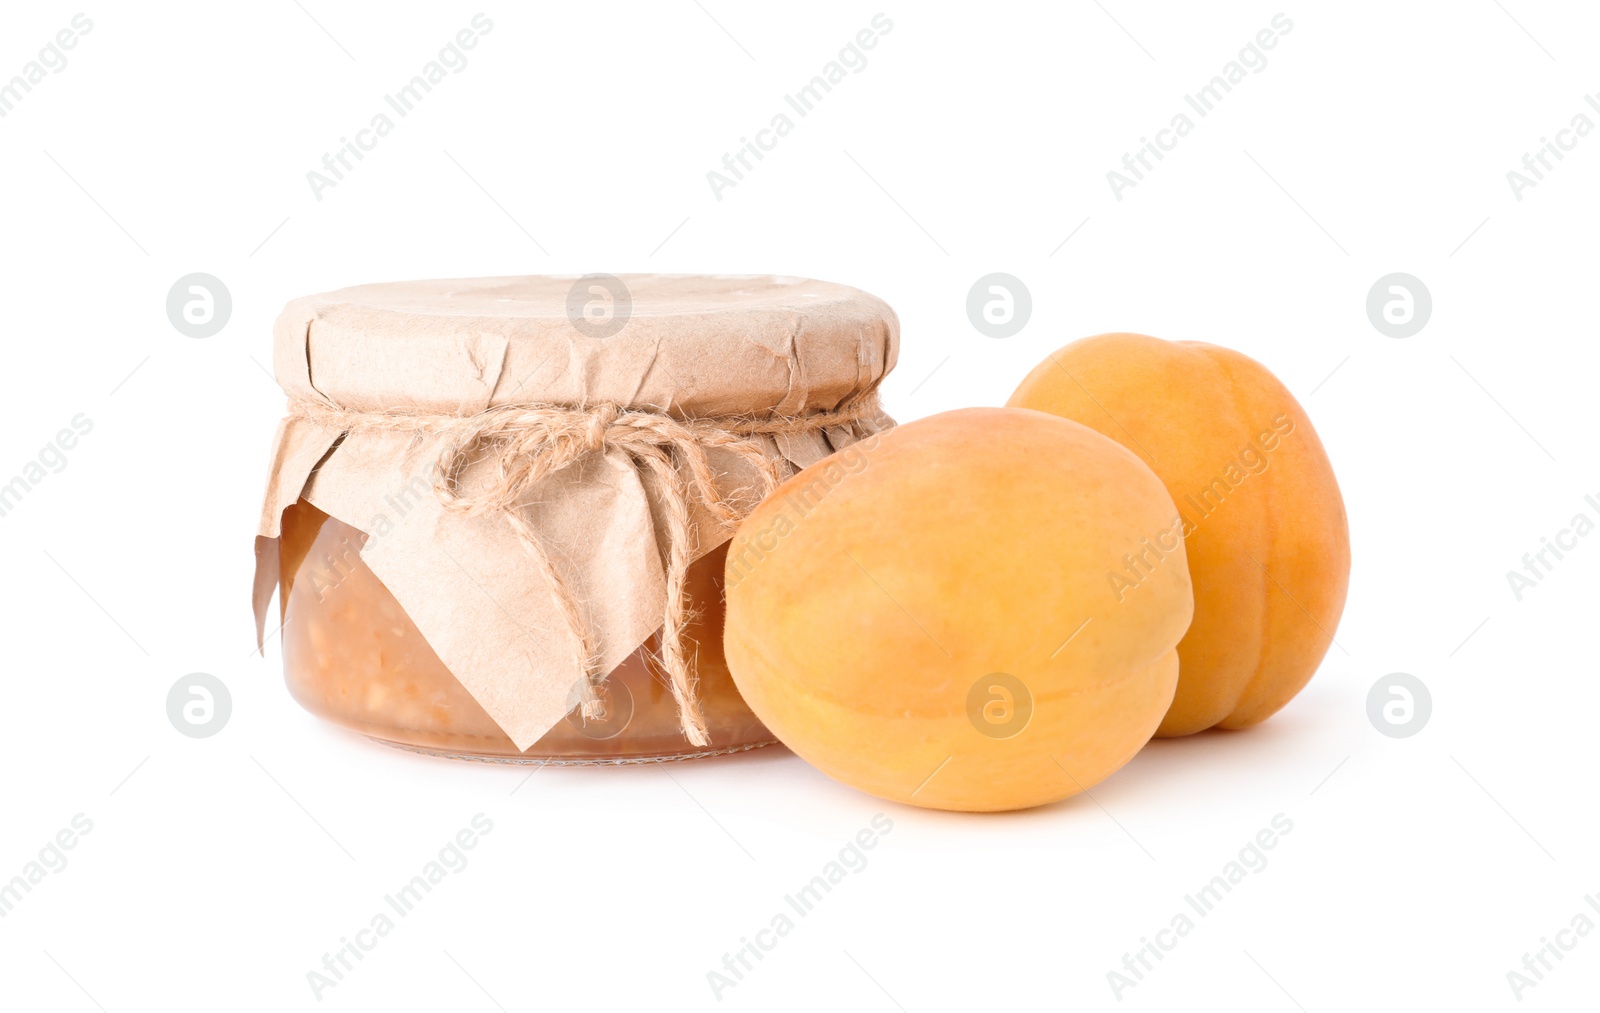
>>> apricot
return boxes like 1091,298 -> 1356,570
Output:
1007,334 -> 1350,736
722,408 -> 1193,812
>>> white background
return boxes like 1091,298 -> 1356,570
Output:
1,1 -> 1596,1010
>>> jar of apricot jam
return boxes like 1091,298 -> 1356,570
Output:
254,275 -> 898,763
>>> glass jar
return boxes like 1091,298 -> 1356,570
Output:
278,499 -> 772,763
254,274 -> 898,764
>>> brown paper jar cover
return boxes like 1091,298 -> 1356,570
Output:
253,274 -> 898,762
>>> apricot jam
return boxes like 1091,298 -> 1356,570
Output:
277,500 -> 774,763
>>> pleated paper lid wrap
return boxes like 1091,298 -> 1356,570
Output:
253,274 -> 898,750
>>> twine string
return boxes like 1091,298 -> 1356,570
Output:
288,397 -> 879,747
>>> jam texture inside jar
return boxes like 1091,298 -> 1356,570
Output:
279,500 -> 768,762
252,274 -> 899,763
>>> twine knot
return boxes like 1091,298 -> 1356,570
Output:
581,405 -> 619,454
288,395 -> 881,748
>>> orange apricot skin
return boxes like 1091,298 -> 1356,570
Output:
723,407 -> 1193,812
1008,333 -> 1351,736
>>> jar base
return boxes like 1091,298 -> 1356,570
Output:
367,736 -> 782,766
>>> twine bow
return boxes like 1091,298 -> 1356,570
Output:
289,396 -> 881,747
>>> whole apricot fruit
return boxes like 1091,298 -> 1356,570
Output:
1008,334 -> 1350,736
723,407 -> 1193,812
